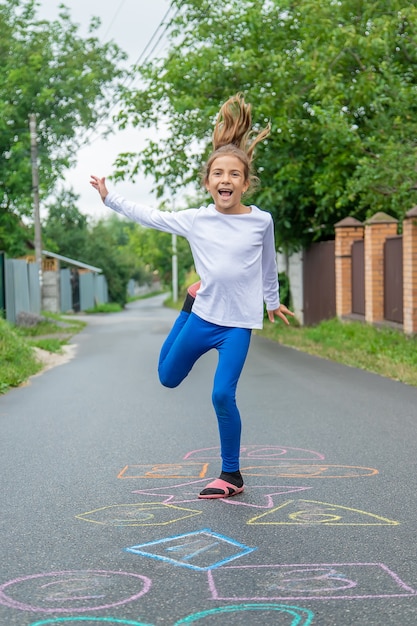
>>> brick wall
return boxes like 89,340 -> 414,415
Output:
335,209 -> 417,335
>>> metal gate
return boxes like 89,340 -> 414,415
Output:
384,235 -> 403,324
303,240 -> 336,326
351,239 -> 365,316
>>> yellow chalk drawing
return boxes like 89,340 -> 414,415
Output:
117,463 -> 209,479
247,500 -> 399,526
241,464 -> 378,478
75,502 -> 202,526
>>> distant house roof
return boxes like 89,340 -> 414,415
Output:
42,250 -> 102,273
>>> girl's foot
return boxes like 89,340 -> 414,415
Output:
198,471 -> 244,499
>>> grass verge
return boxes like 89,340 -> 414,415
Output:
257,317 -> 417,386
1,314 -> 86,395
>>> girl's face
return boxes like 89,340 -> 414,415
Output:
205,154 -> 250,214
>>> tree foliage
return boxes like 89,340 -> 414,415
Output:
0,0 -> 127,253
115,0 -> 417,250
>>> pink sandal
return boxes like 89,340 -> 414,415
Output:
198,478 -> 244,499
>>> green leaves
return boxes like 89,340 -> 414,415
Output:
0,0 -> 127,253
115,0 -> 417,250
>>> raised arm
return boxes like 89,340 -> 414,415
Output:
90,175 -> 109,202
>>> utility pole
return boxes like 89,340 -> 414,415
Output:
171,198 -> 178,303
29,113 -> 42,276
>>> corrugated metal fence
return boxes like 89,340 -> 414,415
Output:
1,255 -> 109,324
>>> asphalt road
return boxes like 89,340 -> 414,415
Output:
1,295 -> 417,626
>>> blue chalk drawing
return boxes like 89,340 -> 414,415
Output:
126,528 -> 256,571
174,603 -> 314,624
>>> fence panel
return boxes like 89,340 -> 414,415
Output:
60,268 -> 73,313
94,274 -> 108,304
384,235 -> 403,324
303,240 -> 336,326
28,262 -> 41,314
79,272 -> 95,311
351,239 -> 365,316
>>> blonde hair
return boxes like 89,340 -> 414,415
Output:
203,93 -> 270,191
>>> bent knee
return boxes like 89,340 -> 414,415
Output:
158,368 -> 181,388
212,388 -> 235,411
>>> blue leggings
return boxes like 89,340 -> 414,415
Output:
158,312 -> 251,473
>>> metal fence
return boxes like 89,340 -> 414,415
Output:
4,258 -> 42,324
2,256 -> 109,324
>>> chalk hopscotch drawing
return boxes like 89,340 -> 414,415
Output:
247,500 -> 399,526
27,603 -> 315,625
117,463 -> 209,479
75,503 -> 202,526
0,571 -> 151,614
183,445 -> 325,461
131,480 -> 312,509
208,563 -> 417,601
29,618 -> 152,625
173,603 -> 315,625
126,528 -> 256,571
241,465 -> 378,478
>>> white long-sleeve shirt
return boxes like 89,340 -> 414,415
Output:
104,192 -> 280,329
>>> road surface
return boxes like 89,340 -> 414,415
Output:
1,295 -> 417,625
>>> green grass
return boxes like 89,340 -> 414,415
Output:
257,317 -> 417,386
0,318 -> 43,394
0,313 -> 86,394
84,302 -> 123,314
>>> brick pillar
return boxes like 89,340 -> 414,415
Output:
403,206 -> 417,335
334,217 -> 364,318
364,212 -> 398,324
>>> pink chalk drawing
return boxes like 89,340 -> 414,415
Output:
183,445 -> 325,461
30,619 -> 152,625
208,563 -> 417,601
131,480 -> 311,509
240,464 -> 378,478
0,570 -> 151,613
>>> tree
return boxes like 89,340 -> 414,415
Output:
0,0 -> 127,253
42,189 -> 89,259
115,0 -> 417,250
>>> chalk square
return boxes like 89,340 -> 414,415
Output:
208,563 -> 417,600
126,528 -> 256,571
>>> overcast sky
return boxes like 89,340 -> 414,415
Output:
37,0 -> 172,218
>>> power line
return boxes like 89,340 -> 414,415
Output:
80,1 -> 180,148
101,0 -> 128,41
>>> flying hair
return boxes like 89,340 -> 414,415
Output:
212,93 -> 270,160
204,93 -> 270,190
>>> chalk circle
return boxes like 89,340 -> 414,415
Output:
0,570 -> 151,613
174,603 -> 314,625
29,618 -> 152,625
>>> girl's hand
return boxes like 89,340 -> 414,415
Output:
267,304 -> 295,325
90,175 -> 109,202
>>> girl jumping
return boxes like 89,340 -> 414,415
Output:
90,93 -> 293,499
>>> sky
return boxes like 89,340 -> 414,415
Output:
36,0 -> 172,218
